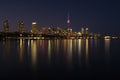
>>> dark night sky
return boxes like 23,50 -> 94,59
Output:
0,0 -> 120,35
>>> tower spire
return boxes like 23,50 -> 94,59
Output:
67,13 -> 70,28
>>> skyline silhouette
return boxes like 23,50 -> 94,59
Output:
0,0 -> 120,35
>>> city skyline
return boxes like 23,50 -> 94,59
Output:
0,0 -> 120,35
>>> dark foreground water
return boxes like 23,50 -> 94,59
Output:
0,39 -> 120,80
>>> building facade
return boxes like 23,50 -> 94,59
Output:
31,22 -> 38,34
3,20 -> 9,33
18,20 -> 24,33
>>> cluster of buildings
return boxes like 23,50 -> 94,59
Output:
3,20 -> 25,33
1,19 -> 101,39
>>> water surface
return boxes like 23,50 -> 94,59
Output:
0,39 -> 120,79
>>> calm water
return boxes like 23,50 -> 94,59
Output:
0,39 -> 120,79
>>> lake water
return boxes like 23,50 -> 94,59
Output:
0,39 -> 120,80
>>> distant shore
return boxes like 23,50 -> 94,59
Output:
0,32 -> 119,40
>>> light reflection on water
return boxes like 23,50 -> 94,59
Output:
78,39 -> 82,67
78,39 -> 81,56
105,39 -> 110,64
3,40 -> 10,63
105,39 -> 110,54
67,40 -> 73,67
1,39 -> 111,70
27,39 -> 30,56
48,40 -> 51,64
85,39 -> 89,67
19,38 -> 24,62
31,40 -> 37,66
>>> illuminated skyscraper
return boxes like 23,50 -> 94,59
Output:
18,20 -> 24,33
31,22 -> 38,34
3,20 -> 9,33
85,28 -> 89,35
81,27 -> 84,35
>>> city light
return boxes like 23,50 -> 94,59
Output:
104,36 -> 111,39
0,18 -> 118,40
32,22 -> 37,25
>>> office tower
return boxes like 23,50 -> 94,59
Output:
81,27 -> 84,35
31,22 -> 38,34
85,28 -> 89,35
18,20 -> 24,33
3,20 -> 9,33
69,28 -> 72,33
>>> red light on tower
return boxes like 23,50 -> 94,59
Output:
67,13 -> 70,27
67,18 -> 70,24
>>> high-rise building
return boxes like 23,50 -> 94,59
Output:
31,22 -> 38,34
81,27 -> 84,35
3,20 -> 9,33
18,20 -> 24,33
85,28 -> 89,35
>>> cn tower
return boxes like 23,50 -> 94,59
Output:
67,13 -> 70,29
